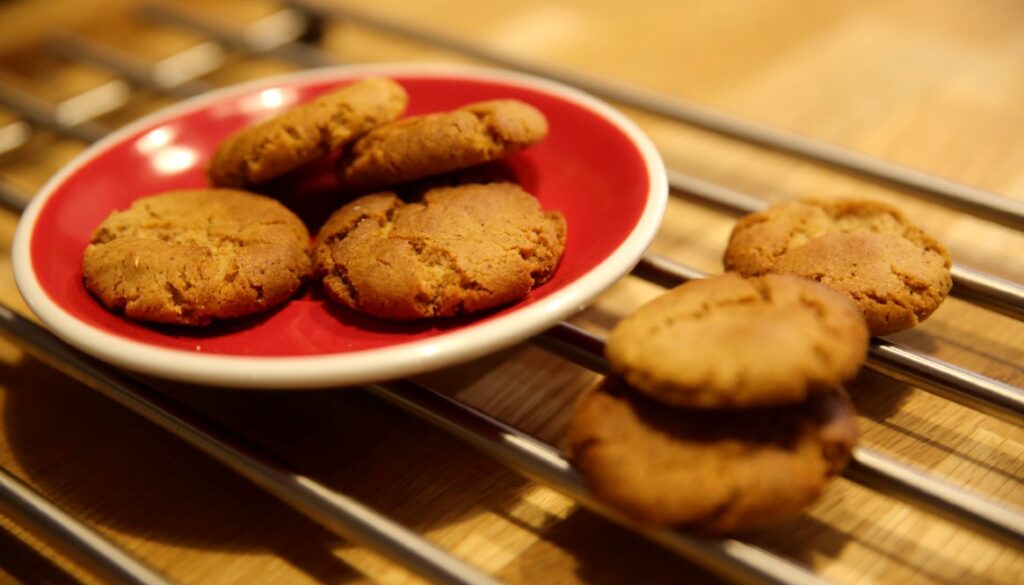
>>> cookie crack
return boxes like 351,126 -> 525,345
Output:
243,135 -> 276,181
324,211 -> 388,248
164,282 -> 193,319
890,265 -> 943,319
142,204 -> 165,221
408,239 -> 493,315
849,289 -> 911,310
644,296 -> 762,339
517,225 -> 561,284
780,222 -> 820,257
747,278 -> 773,302
252,283 -> 266,304
327,103 -> 359,140
690,484 -> 740,531
694,296 -> 761,320
795,294 -> 850,360
102,276 -> 133,312
467,108 -> 509,153
333,265 -> 359,305
796,294 -> 828,321
102,213 -> 297,251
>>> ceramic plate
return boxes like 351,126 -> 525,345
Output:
13,63 -> 666,388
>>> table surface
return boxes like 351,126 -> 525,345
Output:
0,1 -> 1021,583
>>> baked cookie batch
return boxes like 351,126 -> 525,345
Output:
83,77 -> 561,325
82,76 -> 955,535
571,274 -> 867,532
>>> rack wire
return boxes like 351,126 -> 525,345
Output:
0,3 -> 1021,584
0,458 -> 171,585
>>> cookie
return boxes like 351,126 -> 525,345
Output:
339,99 -> 548,190
723,198 -> 952,336
83,189 -> 312,325
314,182 -> 566,320
606,273 -> 868,408
208,77 -> 408,188
568,378 -> 858,533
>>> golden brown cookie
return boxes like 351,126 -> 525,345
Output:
568,378 -> 858,533
314,182 -> 566,320
83,189 -> 312,326
723,198 -> 952,336
605,273 -> 868,408
339,99 -> 548,190
208,77 -> 408,188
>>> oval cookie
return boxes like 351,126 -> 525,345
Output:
339,99 -> 548,190
313,182 -> 566,320
208,77 -> 408,188
82,189 -> 312,325
723,198 -> 952,335
568,379 -> 858,533
606,273 -> 869,408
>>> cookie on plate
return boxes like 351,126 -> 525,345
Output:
339,99 -> 548,190
605,273 -> 868,408
567,378 -> 858,533
314,182 -> 566,320
83,189 -> 312,326
208,77 -> 408,188
723,198 -> 952,336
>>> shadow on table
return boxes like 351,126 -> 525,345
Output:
0,351 -> 531,582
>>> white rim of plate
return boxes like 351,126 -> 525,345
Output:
12,62 -> 667,389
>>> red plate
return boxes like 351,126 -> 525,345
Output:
13,63 -> 666,388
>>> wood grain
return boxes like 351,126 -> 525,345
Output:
0,1 -> 1021,583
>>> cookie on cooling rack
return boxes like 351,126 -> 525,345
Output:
83,189 -> 312,326
338,99 -> 548,190
723,198 -> 952,336
313,182 -> 566,320
208,77 -> 408,188
605,273 -> 869,408
567,378 -> 858,533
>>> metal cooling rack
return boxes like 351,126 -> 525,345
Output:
0,3 -> 1021,584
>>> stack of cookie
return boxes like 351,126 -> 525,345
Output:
569,197 -> 953,533
82,77 -> 566,325
569,273 -> 868,533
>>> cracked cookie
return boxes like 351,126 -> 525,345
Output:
338,99 -> 548,190
83,189 -> 312,326
208,77 -> 408,188
313,182 -> 566,320
568,378 -> 858,533
606,273 -> 868,408
723,198 -> 952,336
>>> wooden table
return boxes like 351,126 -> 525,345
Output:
0,1 -> 1021,583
